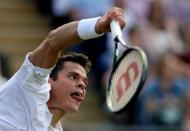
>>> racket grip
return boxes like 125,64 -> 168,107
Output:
110,20 -> 122,39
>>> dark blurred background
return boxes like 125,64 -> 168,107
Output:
0,0 -> 190,130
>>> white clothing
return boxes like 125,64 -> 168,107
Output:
0,54 -> 63,131
48,121 -> 63,131
0,75 -> 7,87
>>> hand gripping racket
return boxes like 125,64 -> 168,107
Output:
106,20 -> 148,113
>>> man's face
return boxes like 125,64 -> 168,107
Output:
48,61 -> 88,113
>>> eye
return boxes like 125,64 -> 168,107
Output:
68,75 -> 76,80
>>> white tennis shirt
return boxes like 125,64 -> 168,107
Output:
0,54 -> 63,131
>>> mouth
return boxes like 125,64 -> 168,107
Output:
70,91 -> 84,103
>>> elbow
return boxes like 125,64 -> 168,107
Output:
44,29 -> 60,52
28,29 -> 61,68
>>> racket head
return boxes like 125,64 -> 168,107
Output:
106,46 -> 148,114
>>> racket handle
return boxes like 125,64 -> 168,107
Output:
110,20 -> 122,39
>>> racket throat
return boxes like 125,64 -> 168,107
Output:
113,40 -> 119,64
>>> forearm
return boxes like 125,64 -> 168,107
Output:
52,21 -> 81,49
29,7 -> 125,69
29,19 -> 103,68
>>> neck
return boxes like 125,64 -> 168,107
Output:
49,108 -> 65,127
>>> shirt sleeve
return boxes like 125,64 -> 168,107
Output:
15,53 -> 54,102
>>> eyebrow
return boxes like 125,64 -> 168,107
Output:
69,71 -> 88,84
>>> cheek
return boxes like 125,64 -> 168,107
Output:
55,77 -> 71,89
52,79 -> 70,98
83,90 -> 87,98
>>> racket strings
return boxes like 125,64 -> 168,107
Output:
108,51 -> 144,112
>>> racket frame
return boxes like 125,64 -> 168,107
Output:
106,44 -> 148,114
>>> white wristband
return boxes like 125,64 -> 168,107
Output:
77,17 -> 104,40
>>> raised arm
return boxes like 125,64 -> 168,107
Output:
29,7 -> 126,68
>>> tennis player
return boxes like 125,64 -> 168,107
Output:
0,7 -> 125,131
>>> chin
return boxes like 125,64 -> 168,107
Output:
65,105 -> 79,113
70,106 -> 79,113
67,109 -> 78,114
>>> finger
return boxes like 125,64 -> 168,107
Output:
107,8 -> 126,29
117,16 -> 126,29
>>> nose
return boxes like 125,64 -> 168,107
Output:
77,80 -> 86,89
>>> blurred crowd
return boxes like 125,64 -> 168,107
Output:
2,0 -> 190,130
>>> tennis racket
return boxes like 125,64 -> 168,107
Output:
106,20 -> 148,114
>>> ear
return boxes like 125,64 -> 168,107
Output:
48,78 -> 55,87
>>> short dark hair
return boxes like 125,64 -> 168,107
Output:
50,52 -> 91,80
